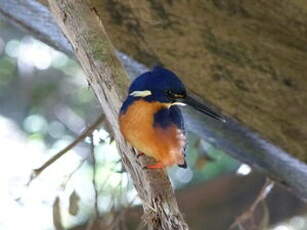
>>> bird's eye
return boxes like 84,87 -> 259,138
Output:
166,90 -> 176,99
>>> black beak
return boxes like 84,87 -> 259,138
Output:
179,95 -> 226,123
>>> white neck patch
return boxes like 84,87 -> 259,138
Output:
165,102 -> 186,108
129,90 -> 152,97
171,102 -> 186,106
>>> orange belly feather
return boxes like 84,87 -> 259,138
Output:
119,100 -> 185,167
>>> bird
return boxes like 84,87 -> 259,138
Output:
118,67 -> 225,169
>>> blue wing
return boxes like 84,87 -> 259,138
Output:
169,106 -> 185,133
170,106 -> 187,168
153,106 -> 187,168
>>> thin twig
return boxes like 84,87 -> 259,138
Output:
85,135 -> 100,230
91,134 -> 99,218
229,178 -> 274,229
61,157 -> 88,191
27,114 -> 105,186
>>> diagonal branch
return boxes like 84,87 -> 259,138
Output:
27,114 -> 105,185
230,178 -> 274,229
47,0 -> 188,229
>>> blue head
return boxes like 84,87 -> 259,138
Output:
120,67 -> 225,122
128,67 -> 186,103
120,67 -> 186,113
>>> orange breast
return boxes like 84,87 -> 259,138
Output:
119,100 -> 185,167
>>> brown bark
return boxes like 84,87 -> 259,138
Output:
47,0 -> 188,229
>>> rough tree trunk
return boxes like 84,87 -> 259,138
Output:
47,0 -> 188,229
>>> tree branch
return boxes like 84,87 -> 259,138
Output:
27,114 -> 105,185
90,134 -> 99,218
230,178 -> 274,229
47,0 -> 188,229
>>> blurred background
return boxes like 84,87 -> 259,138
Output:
0,18 -> 306,230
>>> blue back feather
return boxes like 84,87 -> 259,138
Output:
154,106 -> 184,131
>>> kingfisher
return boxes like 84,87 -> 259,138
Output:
119,67 -> 225,169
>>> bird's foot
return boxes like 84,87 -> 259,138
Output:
136,152 -> 145,159
143,162 -> 164,169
